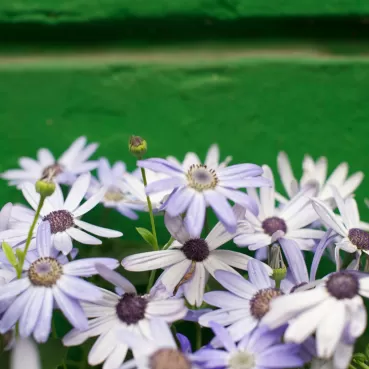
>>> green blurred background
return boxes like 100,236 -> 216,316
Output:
1,1 -> 369,367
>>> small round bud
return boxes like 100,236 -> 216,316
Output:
129,135 -> 147,158
272,267 -> 287,282
35,180 -> 56,197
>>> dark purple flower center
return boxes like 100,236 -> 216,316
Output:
43,210 -> 74,234
181,238 -> 209,262
250,288 -> 284,319
149,348 -> 191,369
262,217 -> 287,236
326,271 -> 359,300
41,163 -> 64,180
348,228 -> 369,250
115,293 -> 148,325
28,257 -> 63,287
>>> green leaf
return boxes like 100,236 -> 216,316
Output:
353,353 -> 367,363
365,344 -> 369,360
39,338 -> 68,369
136,227 -> 156,247
2,242 -> 17,268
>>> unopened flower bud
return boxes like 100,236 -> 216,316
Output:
269,244 -> 287,285
35,180 -> 55,197
129,136 -> 147,158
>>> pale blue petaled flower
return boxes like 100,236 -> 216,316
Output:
1,136 -> 99,187
0,221 -> 118,342
0,173 -> 123,254
63,264 -> 187,369
123,207 -> 272,307
199,259 -> 307,344
137,154 -> 270,236
193,322 -> 304,369
87,158 -> 144,220
311,186 -> 369,269
234,165 -> 324,281
277,152 -> 363,204
117,319 -> 201,369
11,337 -> 40,369
263,270 -> 369,360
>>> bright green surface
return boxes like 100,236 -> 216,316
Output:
1,0 -> 369,22
1,55 -> 369,235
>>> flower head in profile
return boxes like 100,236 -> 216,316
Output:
123,207 -> 271,307
117,319 -> 200,369
63,264 -> 187,369
194,322 -> 304,369
277,152 -> 363,204
0,173 -> 123,254
263,270 -> 369,360
311,187 -> 369,268
0,221 -> 118,342
234,165 -> 323,280
87,158 -> 144,220
199,259 -> 307,344
1,136 -> 99,187
138,153 -> 270,236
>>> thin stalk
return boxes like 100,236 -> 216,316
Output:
146,270 -> 157,293
195,323 -> 202,350
162,236 -> 175,250
140,167 -> 159,251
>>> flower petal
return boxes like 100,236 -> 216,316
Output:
19,288 -> 44,338
36,221 -> 52,257
74,219 -> 122,238
247,259 -> 273,288
64,258 -> 118,276
165,187 -> 195,217
66,227 -> 102,245
64,173 -> 91,212
138,158 -> 184,176
73,187 -> 106,217
183,263 -> 206,307
164,212 -> 190,245
214,270 -> 257,299
33,288 -> 53,343
184,192 -> 206,238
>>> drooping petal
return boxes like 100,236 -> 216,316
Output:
64,258 -> 118,276
165,187 -> 195,217
95,263 -> 137,294
19,288 -> 44,338
183,263 -> 206,307
52,287 -> 88,331
209,321 -> 236,352
247,259 -> 273,289
164,212 -> 190,244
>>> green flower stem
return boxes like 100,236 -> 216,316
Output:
195,322 -> 202,350
17,195 -> 46,277
146,269 -> 157,293
162,236 -> 175,250
140,167 -> 159,251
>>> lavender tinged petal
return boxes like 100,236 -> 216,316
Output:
209,321 -> 237,353
52,287 -> 88,331
95,263 -> 137,294
145,177 -> 185,195
214,270 -> 257,299
137,158 -> 184,176
184,192 -> 206,238
0,279 -> 30,301
248,259 -> 273,289
310,229 -> 334,282
63,258 -> 118,276
0,203 -> 12,231
165,187 -> 195,217
164,212 -> 190,244
216,187 -> 259,215
116,205 -> 139,220
33,288 -> 53,343
36,221 -> 51,258
177,334 -> 192,353
279,238 -> 309,285
0,288 -> 33,333
19,288 -> 44,338
217,164 -> 263,178
57,276 -> 102,302
255,247 -> 268,261
219,177 -> 271,189
204,190 -> 236,234
257,344 -> 304,368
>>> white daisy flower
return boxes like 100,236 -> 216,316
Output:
87,158 -> 145,220
234,165 -> 324,280
63,264 -> 187,369
117,319 -> 200,369
1,136 -> 99,187
0,173 -> 122,254
263,270 -> 369,360
277,152 -> 363,204
311,187 -> 369,269
167,143 -> 232,171
122,207 -> 272,307
0,222 -> 119,342
11,338 -> 40,369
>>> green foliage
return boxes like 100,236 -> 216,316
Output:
39,338 -> 68,369
136,227 -> 156,248
2,242 -> 17,269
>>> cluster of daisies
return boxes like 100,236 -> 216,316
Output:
1,136 -> 369,369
